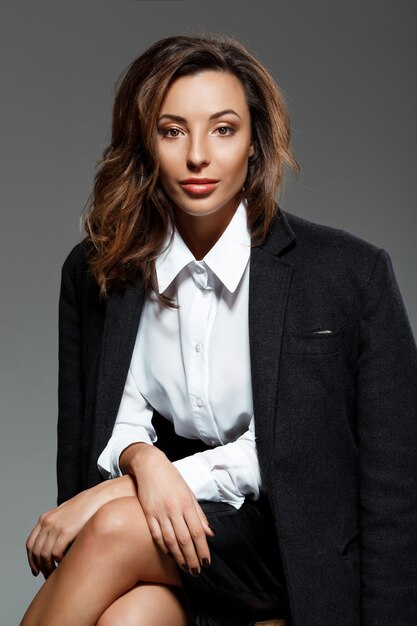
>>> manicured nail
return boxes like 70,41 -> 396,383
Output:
208,524 -> 216,535
202,558 -> 210,568
180,563 -> 188,573
191,567 -> 200,577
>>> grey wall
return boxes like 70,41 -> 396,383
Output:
1,1 -> 416,622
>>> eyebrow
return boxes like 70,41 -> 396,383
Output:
158,109 -> 242,123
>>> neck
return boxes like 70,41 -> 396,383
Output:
174,199 -> 239,260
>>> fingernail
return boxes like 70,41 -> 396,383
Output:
180,563 -> 188,573
202,558 -> 210,568
208,524 -> 216,535
191,567 -> 200,577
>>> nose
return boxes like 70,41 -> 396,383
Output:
186,131 -> 210,169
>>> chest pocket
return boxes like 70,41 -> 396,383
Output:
283,327 -> 341,356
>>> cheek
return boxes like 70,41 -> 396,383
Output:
222,156 -> 250,184
158,141 -> 182,165
218,142 -> 251,170
158,154 -> 178,185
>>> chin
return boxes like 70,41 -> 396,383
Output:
177,204 -> 232,218
177,195 -> 240,215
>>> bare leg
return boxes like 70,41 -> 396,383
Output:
20,497 -> 188,626
97,582 -> 191,626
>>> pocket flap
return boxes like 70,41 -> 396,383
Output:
284,328 -> 341,356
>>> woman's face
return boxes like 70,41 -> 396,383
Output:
156,70 -> 254,225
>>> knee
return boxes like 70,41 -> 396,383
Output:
86,497 -> 144,545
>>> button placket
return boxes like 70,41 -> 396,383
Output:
188,261 -> 218,444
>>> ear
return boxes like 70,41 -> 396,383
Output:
248,143 -> 255,158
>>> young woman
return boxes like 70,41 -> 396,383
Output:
21,34 -> 417,626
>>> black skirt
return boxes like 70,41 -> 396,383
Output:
151,410 -> 291,625
176,495 -> 291,626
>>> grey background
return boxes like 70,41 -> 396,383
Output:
1,1 -> 416,622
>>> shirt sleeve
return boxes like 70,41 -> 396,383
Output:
172,415 -> 263,510
97,367 -> 157,479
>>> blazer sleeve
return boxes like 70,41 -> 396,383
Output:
357,248 -> 417,623
56,246 -> 85,505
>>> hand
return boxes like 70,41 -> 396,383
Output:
121,443 -> 215,575
25,475 -> 136,579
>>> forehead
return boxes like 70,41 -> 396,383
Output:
159,70 -> 249,117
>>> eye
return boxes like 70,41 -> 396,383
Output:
159,127 -> 183,138
216,126 -> 235,136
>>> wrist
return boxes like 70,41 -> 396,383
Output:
120,442 -> 165,476
89,479 -> 117,509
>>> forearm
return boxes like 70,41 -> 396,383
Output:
89,473 -> 138,508
56,475 -> 139,532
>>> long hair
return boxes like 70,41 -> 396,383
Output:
83,33 -> 300,306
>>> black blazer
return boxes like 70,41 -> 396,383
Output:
57,207 -> 417,625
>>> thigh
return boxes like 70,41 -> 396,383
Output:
97,581 -> 191,626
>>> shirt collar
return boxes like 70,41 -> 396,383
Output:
156,199 -> 251,295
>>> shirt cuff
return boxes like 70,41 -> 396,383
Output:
97,426 -> 155,479
172,455 -> 220,503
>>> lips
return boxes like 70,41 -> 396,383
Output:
180,178 -> 220,184
179,178 -> 220,195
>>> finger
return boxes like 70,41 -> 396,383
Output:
63,540 -> 74,556
29,510 -> 54,575
170,514 -> 202,575
38,529 -> 59,579
26,523 -> 42,575
194,501 -> 216,538
184,504 -> 212,568
31,528 -> 49,576
146,515 -> 173,559
156,517 -> 189,573
51,534 -> 68,565
48,532 -> 69,569
31,521 -> 59,579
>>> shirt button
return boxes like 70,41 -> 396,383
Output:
209,439 -> 216,445
196,397 -> 203,407
195,267 -> 203,274
195,342 -> 201,352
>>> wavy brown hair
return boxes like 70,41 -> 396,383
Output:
83,33 -> 300,306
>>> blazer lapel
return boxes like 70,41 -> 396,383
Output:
249,209 -> 295,472
88,280 -> 145,485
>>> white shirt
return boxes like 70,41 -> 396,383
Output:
97,199 -> 263,509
